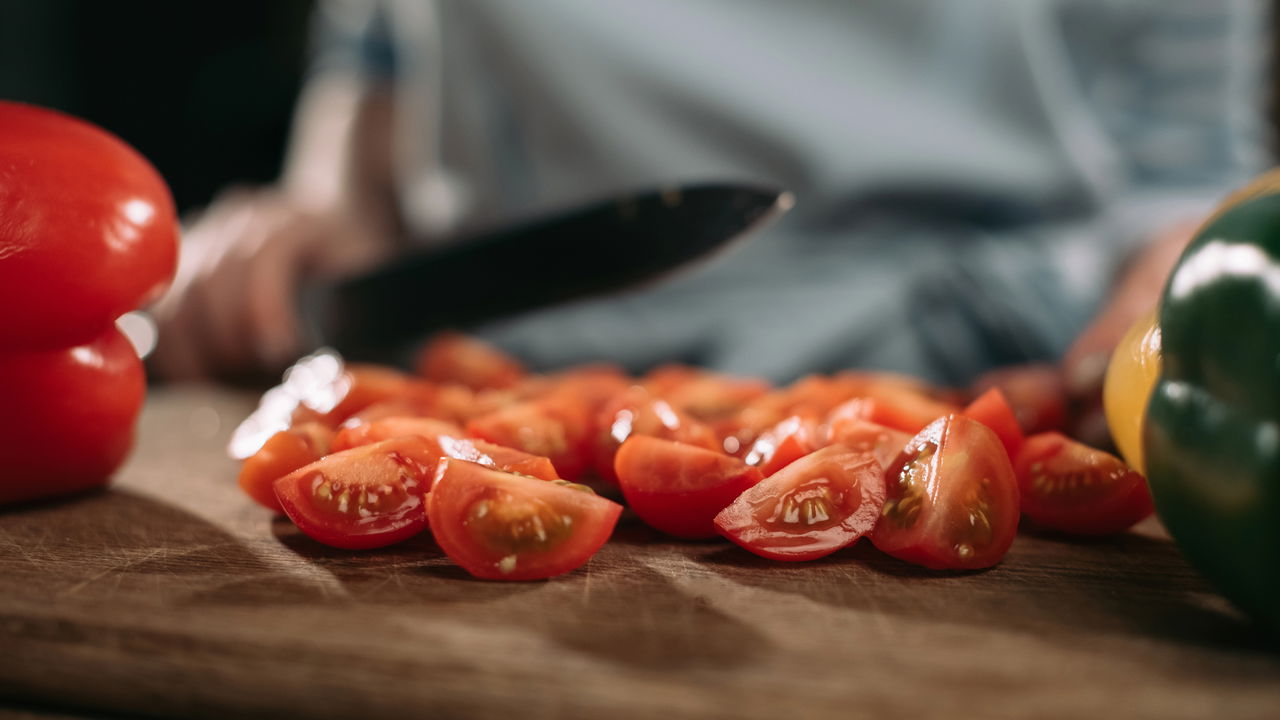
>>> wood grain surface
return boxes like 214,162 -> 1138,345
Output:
1,387 -> 1278,720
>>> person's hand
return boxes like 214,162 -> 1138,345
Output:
1060,219 -> 1200,445
149,187 -> 392,381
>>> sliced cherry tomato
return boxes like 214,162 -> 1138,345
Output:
238,422 -> 333,512
644,364 -> 770,421
295,365 -> 442,428
871,415 -> 1019,570
330,415 -> 559,483
971,364 -> 1067,435
614,436 -> 763,538
846,386 -> 956,435
466,397 -> 593,481
428,459 -> 622,580
0,101 -> 178,350
593,386 -> 721,483
331,416 -> 464,452
961,387 -> 1024,460
273,437 -> 438,549
1013,432 -> 1153,535
826,417 -> 911,470
744,415 -> 824,476
415,331 -> 525,390
0,325 -> 145,504
715,446 -> 885,561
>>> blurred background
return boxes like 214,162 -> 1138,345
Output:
0,0 -> 313,215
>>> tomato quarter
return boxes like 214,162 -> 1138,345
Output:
273,437 -> 438,549
716,446 -> 885,561
614,436 -> 763,539
1013,432 -> 1153,535
871,415 -> 1019,570
428,459 -> 622,580
239,423 -> 332,513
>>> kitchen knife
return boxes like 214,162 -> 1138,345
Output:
301,183 -> 793,360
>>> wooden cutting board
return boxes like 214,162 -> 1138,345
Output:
1,387 -> 1278,719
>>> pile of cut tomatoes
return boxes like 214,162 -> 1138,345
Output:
232,333 -> 1153,579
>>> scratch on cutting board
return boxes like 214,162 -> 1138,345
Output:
60,547 -> 167,597
0,528 -> 43,568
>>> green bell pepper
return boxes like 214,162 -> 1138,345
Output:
1146,193 -> 1280,631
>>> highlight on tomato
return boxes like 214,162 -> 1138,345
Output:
427,459 -> 622,580
273,437 -> 439,550
715,446 -> 885,561
871,415 -> 1020,570
593,386 -> 721,483
1013,432 -> 1153,536
614,436 -> 763,539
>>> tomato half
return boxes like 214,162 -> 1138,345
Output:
614,436 -> 763,538
592,386 -> 720,483
428,459 -> 622,580
0,102 -> 178,350
273,437 -> 437,549
871,415 -> 1019,570
961,388 -> 1024,460
1013,432 -> 1153,535
239,423 -> 332,512
414,331 -> 525,390
0,325 -> 145,504
466,397 -> 593,481
715,446 -> 885,561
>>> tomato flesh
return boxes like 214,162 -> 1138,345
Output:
961,388 -> 1024,460
1013,432 -> 1153,535
614,436 -> 763,538
871,415 -> 1019,570
428,459 -> 622,580
239,423 -> 332,512
716,446 -> 885,561
273,437 -> 437,549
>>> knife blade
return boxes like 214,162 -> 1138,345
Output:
302,183 -> 793,360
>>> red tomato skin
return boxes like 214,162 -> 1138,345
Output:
414,332 -> 525,390
0,326 -> 145,504
716,446 -> 886,561
1013,432 -> 1154,535
428,459 -> 623,580
0,102 -> 178,349
870,415 -> 1020,570
971,365 -> 1067,435
826,417 -> 911,470
592,386 -> 721,484
466,397 -> 592,481
239,423 -> 332,512
273,437 -> 437,550
744,415 -> 824,476
961,388 -> 1024,460
614,436 -> 763,539
331,416 -> 463,452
